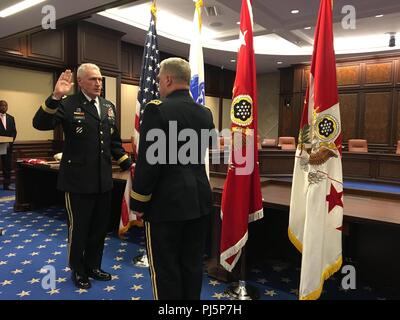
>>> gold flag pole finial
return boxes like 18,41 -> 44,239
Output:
151,0 -> 157,19
195,0 -> 203,30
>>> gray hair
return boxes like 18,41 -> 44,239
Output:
160,57 -> 191,85
77,63 -> 101,78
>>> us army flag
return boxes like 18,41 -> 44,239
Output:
288,0 -> 343,300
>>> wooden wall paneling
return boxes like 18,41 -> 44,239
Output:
121,42 -> 141,85
259,151 -> 294,175
389,89 -> 397,146
221,69 -> 235,99
339,93 -> 359,142
205,64 -> 221,96
63,24 -> 78,67
302,67 -> 310,90
396,59 -> 400,85
279,93 -> 302,139
121,44 -> 132,79
377,156 -> 400,182
293,93 -> 303,139
341,154 -> 374,179
218,98 -> 223,131
27,30 -> 65,65
364,61 -> 394,87
336,64 -> 361,88
293,67 -> 304,92
364,91 -> 392,144
279,67 -> 294,94
279,67 -> 295,137
0,36 -> 25,56
78,22 -> 124,73
131,44 -> 143,82
397,91 -> 400,142
279,95 -> 293,137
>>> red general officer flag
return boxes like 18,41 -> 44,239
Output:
220,0 -> 263,272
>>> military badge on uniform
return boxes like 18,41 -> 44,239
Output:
73,111 -> 85,122
76,127 -> 83,134
147,99 -> 162,106
107,107 -> 115,120
231,95 -> 253,127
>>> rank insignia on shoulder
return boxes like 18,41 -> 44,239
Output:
147,99 -> 162,106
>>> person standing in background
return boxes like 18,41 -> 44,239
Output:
0,100 -> 17,191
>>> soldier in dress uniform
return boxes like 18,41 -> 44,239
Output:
130,57 -> 215,300
33,63 -> 132,289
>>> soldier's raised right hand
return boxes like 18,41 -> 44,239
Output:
53,69 -> 74,100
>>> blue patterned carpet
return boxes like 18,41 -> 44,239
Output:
0,189 -> 395,300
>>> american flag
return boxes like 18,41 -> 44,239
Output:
133,1 -> 160,154
119,1 -> 160,237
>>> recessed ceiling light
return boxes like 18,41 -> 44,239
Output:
0,0 -> 46,18
230,59 -> 236,63
304,26 -> 311,30
277,61 -> 283,65
291,9 -> 300,14
375,14 -> 384,18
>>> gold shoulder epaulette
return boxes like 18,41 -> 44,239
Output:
147,99 -> 162,106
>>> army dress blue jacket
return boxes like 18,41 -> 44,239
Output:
33,92 -> 131,194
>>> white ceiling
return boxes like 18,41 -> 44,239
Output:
0,0 -> 127,38
1,0 -> 400,73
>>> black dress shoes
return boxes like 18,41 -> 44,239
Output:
87,268 -> 112,281
72,271 -> 91,289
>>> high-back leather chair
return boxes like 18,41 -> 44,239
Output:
261,138 -> 277,147
122,142 -> 133,154
278,136 -> 296,150
348,139 -> 368,153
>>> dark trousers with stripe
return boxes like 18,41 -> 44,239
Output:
65,191 -> 111,274
145,215 -> 210,300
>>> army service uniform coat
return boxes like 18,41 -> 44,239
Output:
33,91 -> 132,193
130,89 -> 215,222
129,89 -> 215,299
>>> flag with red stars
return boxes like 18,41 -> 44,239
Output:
288,0 -> 343,300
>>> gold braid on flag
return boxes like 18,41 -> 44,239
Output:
151,0 -> 157,19
195,0 -> 203,30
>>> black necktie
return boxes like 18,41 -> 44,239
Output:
90,100 -> 98,116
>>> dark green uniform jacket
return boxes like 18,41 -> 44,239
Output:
33,92 -> 131,193
130,89 -> 215,222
